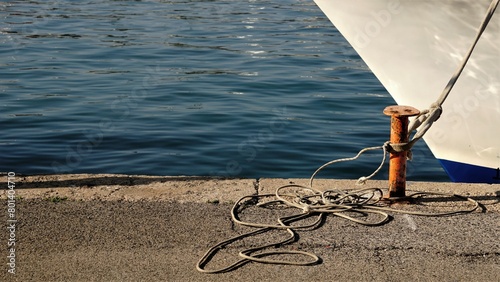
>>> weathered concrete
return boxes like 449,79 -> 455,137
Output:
0,174 -> 499,282
2,174 -> 257,204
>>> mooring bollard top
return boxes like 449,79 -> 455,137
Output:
383,105 -> 420,117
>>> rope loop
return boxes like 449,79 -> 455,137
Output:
197,184 -> 480,273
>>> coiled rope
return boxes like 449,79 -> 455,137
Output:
196,0 -> 497,273
196,181 -> 480,273
196,158 -> 480,273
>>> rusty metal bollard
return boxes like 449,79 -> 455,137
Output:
383,105 -> 420,198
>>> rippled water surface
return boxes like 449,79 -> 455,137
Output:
1,0 -> 448,181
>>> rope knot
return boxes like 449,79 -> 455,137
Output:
356,176 -> 368,185
302,205 -> 311,214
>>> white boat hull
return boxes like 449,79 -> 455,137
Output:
314,0 -> 500,183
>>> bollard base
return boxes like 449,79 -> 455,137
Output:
381,195 -> 415,204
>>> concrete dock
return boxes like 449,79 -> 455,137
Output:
1,174 -> 499,281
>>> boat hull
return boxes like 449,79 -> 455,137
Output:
314,0 -> 500,183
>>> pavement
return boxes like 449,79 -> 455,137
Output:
0,174 -> 499,282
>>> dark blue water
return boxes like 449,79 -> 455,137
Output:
0,0 -> 448,181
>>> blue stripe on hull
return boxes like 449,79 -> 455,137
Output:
438,159 -> 500,184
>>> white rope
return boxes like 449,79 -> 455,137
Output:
309,142 -> 390,187
196,184 -> 479,273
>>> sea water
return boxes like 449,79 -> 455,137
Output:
0,0 -> 448,181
